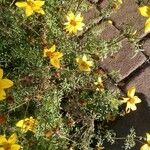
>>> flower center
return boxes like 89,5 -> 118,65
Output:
27,1 -> 35,8
4,143 -> 11,150
24,120 -> 32,126
70,20 -> 77,26
128,98 -> 135,104
80,61 -> 88,68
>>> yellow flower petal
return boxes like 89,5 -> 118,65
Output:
43,48 -> 49,57
82,55 -> 87,61
35,8 -> 45,15
16,117 -> 37,133
121,98 -> 130,103
25,6 -> 34,16
76,58 -> 79,63
130,104 -> 137,111
15,2 -> 27,8
79,65 -> 91,72
0,89 -> 6,101
53,52 -> 63,59
145,18 -> 150,33
133,96 -> 141,104
76,55 -> 93,72
127,87 -> 136,98
67,11 -> 75,21
11,144 -> 21,150
75,13 -> 83,22
139,6 -> 150,17
8,133 -> 17,144
34,1 -> 45,7
87,61 -> 93,67
50,45 -> 56,52
50,58 -> 61,68
113,0 -> 122,10
0,69 -> 3,79
146,133 -> 150,144
0,135 -> 7,145
0,79 -> 13,89
140,144 -> 150,150
16,0 -> 45,16
125,107 -> 130,113
16,120 -> 24,127
0,148 -> 4,150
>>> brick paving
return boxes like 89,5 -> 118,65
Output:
143,38 -> 150,56
98,22 -> 120,40
110,0 -> 146,36
86,0 -> 150,149
100,39 -> 147,82
86,0 -> 150,102
124,65 -> 150,106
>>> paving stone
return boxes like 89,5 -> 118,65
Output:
83,6 -> 100,24
98,22 -> 120,40
110,0 -> 146,36
100,39 -> 147,82
124,65 -> 150,105
143,38 -> 150,57
99,0 -> 109,9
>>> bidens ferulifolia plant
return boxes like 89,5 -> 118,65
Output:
0,0 -> 148,149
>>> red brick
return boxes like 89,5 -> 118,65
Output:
100,39 -> 147,82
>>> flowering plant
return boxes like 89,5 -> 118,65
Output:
0,0 -> 149,149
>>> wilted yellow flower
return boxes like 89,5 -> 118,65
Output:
76,55 -> 93,72
15,0 -> 45,17
112,0 -> 122,10
140,133 -> 150,150
96,144 -> 105,150
97,146 -> 105,150
16,116 -> 37,133
0,68 -> 13,101
43,45 -> 63,69
94,77 -> 104,92
64,11 -> 85,34
139,6 -> 150,33
121,87 -> 141,113
0,133 -> 21,150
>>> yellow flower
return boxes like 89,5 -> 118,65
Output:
139,6 -> 150,33
43,45 -> 63,69
76,55 -> 93,72
112,0 -> 122,10
97,146 -> 105,150
94,77 -> 104,92
122,87 -> 141,113
0,68 -> 13,101
140,133 -> 150,150
16,116 -> 37,133
15,0 -> 45,17
0,133 -> 21,150
64,11 -> 85,34
96,144 -> 105,150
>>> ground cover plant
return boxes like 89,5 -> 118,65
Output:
0,0 -> 149,150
